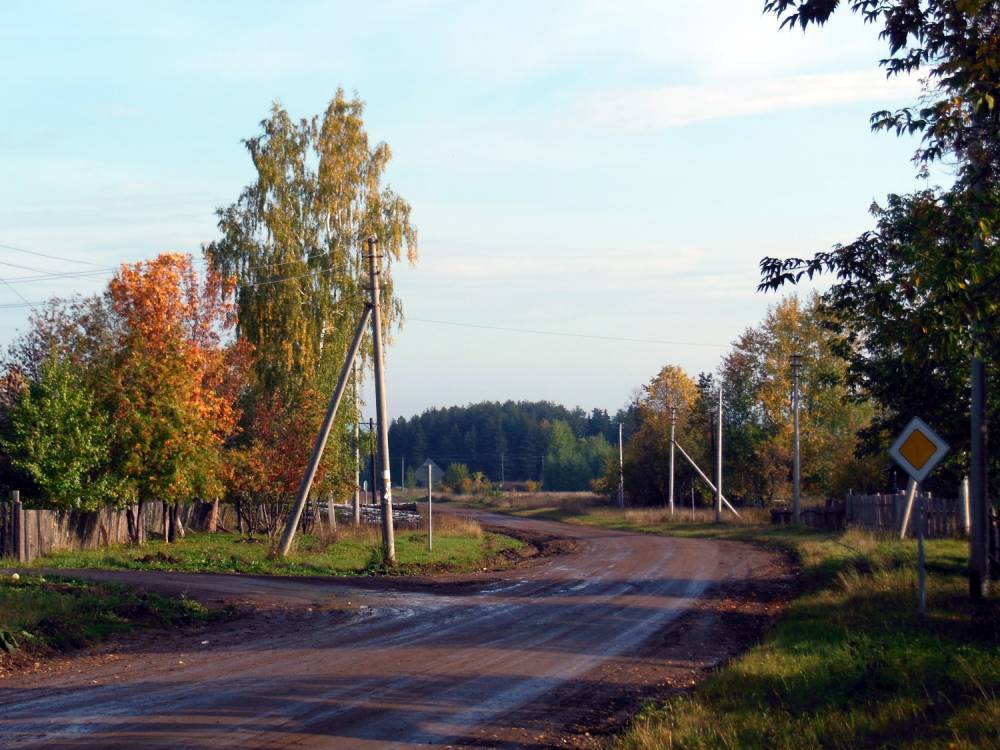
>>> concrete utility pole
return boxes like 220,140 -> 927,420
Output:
618,422 -> 625,508
369,418 -> 376,505
353,360 -> 361,526
668,405 -> 677,516
715,385 -> 723,524
790,353 -> 803,524
971,356 -> 989,598
969,153 -> 990,600
367,236 -> 396,564
276,304 -> 372,557
427,463 -> 433,551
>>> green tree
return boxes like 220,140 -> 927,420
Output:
442,462 -> 471,493
760,1 -> 1000,494
617,366 -> 702,504
765,1 -> 1000,184
208,90 -> 417,394
3,356 -> 116,511
208,91 -> 417,510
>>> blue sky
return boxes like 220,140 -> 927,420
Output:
1,1 -> 929,417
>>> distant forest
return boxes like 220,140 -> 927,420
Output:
388,401 -> 637,490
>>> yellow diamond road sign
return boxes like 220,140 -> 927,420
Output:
889,417 -> 949,482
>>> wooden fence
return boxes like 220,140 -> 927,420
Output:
846,491 -> 968,538
0,499 -> 231,563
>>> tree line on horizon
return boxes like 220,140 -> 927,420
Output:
387,400 -> 629,491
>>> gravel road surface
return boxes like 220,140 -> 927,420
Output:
0,510 -> 791,749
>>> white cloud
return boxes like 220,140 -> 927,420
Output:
583,69 -> 921,131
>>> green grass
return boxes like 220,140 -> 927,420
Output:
497,499 -> 1000,749
0,573 -> 219,659
28,518 -> 523,578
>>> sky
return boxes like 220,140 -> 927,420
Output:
1,1 -> 931,419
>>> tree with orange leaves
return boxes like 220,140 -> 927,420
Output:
107,253 -> 241,543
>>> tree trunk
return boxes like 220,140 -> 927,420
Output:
127,499 -> 147,545
172,502 -> 186,539
126,503 -> 140,545
162,500 -> 171,543
207,499 -> 220,534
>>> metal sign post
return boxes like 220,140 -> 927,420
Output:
889,417 -> 949,615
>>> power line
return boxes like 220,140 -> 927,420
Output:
0,277 -> 37,312
406,317 -> 727,349
0,242 -> 109,268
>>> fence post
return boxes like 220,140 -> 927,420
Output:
12,490 -> 25,563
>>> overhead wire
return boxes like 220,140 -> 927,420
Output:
0,240 -> 731,349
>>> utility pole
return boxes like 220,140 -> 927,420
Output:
353,360 -> 361,526
971,356 -> 988,598
500,454 -> 505,486
618,422 -> 625,508
367,237 -> 395,564
715,384 -> 723,524
401,457 -> 405,490
969,139 -> 990,600
369,418 -> 377,506
668,405 -> 677,516
427,463 -> 433,551
791,353 -> 803,524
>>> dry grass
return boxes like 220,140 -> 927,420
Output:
445,491 -> 607,517
429,512 -> 483,539
591,504 -> 772,527
308,512 -> 483,547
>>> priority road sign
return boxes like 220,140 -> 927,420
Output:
889,417 -> 949,483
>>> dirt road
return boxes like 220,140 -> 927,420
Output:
1,511 -> 791,749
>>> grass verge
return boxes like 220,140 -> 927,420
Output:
463,493 -> 1000,749
28,514 -> 524,578
0,573 -> 220,668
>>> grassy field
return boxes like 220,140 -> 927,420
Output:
27,513 -> 523,577
0,573 -> 219,666
461,493 -> 1000,749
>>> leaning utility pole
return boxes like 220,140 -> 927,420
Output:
618,422 -> 625,508
668,405 -> 677,516
276,303 -> 372,557
790,353 -> 803,524
715,384 -> 723,524
353,360 -> 361,526
367,236 -> 396,564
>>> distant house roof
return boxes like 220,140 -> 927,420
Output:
415,459 -> 444,485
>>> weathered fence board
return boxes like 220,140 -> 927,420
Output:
846,492 -> 964,538
0,501 -> 235,562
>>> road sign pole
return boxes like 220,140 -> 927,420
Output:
898,478 -> 918,540
918,483 -> 926,614
889,417 -> 950,615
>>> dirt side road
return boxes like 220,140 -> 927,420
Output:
0,511 -> 793,749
